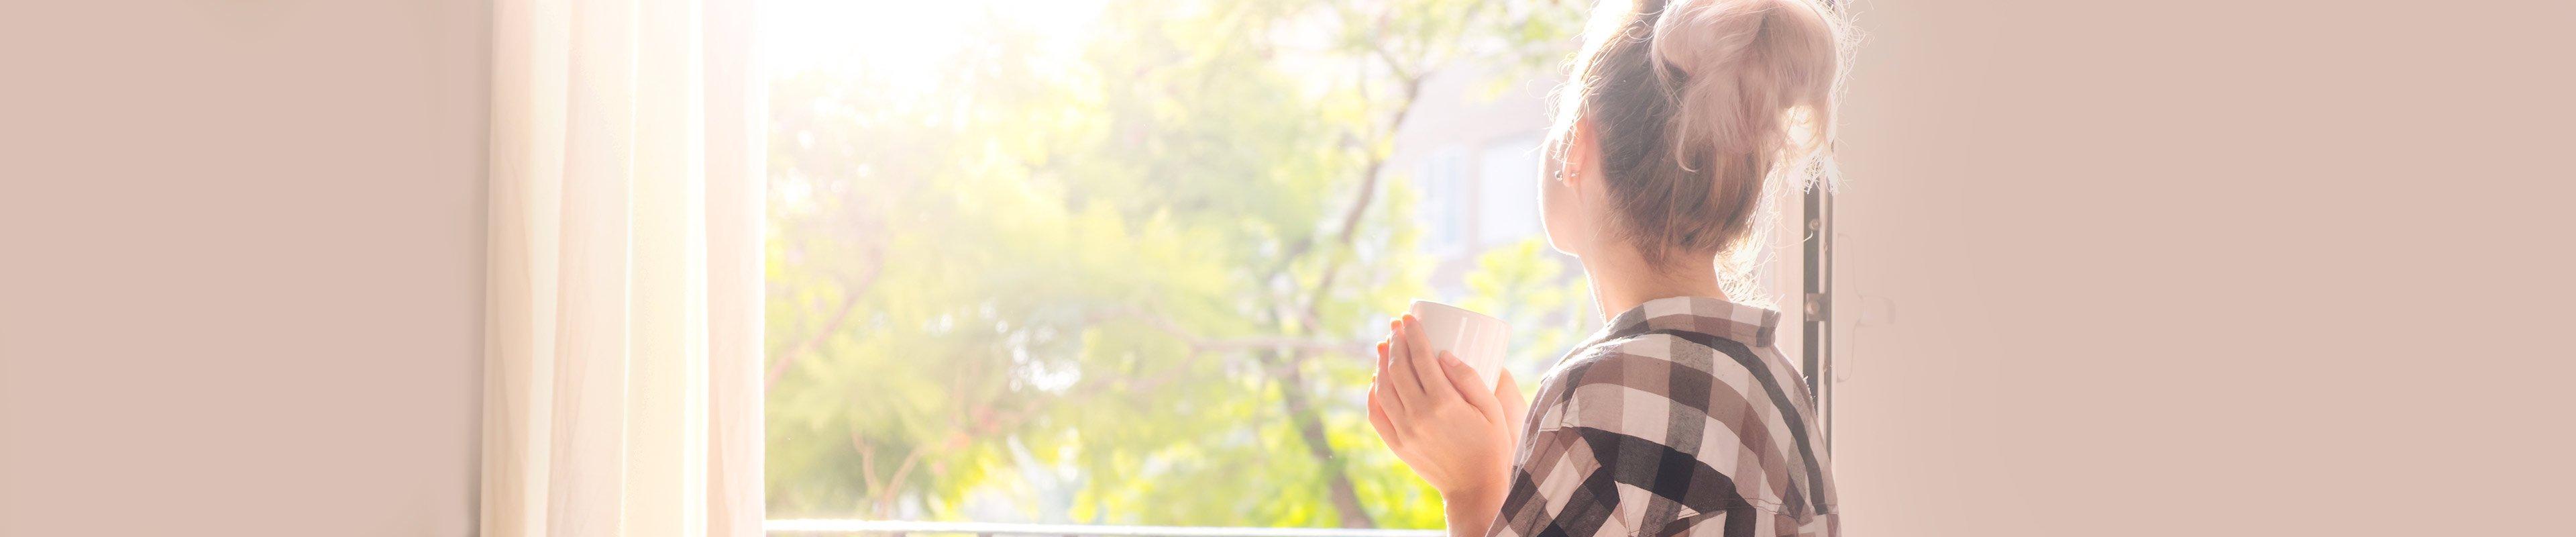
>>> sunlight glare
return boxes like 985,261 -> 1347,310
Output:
761,0 -> 1109,85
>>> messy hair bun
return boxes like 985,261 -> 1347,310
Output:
1551,0 -> 1847,271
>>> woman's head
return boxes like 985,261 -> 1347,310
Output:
1540,0 -> 1847,274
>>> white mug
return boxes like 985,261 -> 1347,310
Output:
1406,300 -> 1510,391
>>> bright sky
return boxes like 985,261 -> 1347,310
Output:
759,0 -> 1110,81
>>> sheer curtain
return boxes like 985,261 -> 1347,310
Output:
480,0 -> 763,536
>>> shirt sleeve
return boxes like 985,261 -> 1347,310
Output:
1485,342 -> 1812,537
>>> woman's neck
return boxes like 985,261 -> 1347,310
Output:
1579,244 -> 1727,322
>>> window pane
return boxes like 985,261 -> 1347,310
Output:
756,0 -> 1788,528
1476,134 -> 1545,248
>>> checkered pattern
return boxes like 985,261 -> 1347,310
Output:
1488,297 -> 1837,537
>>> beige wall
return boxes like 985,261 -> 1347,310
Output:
1828,0 -> 2575,534
0,1 -> 488,536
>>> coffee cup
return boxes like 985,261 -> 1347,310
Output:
1405,300 -> 1510,390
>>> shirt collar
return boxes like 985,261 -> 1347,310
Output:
1596,295 -> 1782,348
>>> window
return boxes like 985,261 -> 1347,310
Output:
1474,134 -> 1546,248
757,0 -> 1823,531
1421,146 -> 1470,256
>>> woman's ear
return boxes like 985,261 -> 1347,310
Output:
1541,116 -> 1605,258
1563,117 -> 1601,195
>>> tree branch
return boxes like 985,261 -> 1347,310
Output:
1252,30 -> 1439,530
1107,307 -> 1373,356
767,248 -> 883,391
1264,349 -> 1376,528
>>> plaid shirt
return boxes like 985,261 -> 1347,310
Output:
1490,297 -> 1838,537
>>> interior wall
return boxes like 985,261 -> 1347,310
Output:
1827,0 -> 2575,534
0,1 -> 488,536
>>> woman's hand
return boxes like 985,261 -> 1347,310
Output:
1368,315 -> 1529,536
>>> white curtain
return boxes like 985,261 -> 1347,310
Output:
481,0 -> 764,535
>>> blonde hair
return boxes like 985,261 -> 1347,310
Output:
1548,0 -> 1849,277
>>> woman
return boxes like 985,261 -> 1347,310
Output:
1366,0 -> 1847,536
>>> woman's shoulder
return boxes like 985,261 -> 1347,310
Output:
1529,332 -> 1829,487
1542,332 -> 1752,391
1529,332 -> 1762,423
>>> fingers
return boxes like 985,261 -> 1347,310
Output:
1439,351 -> 1503,420
1400,315 -> 1455,403
1386,318 -> 1432,404
1495,369 -> 1529,438
1367,385 -> 1401,449
1373,339 -> 1407,415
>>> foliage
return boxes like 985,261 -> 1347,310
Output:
765,0 -> 1587,527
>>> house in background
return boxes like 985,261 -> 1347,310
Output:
1385,60 -> 1565,301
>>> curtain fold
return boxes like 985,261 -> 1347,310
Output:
484,0 -> 763,535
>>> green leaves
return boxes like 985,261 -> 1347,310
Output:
764,0 -> 1585,526
1460,238 -> 1594,387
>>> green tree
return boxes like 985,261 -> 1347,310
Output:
764,0 -> 1589,527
